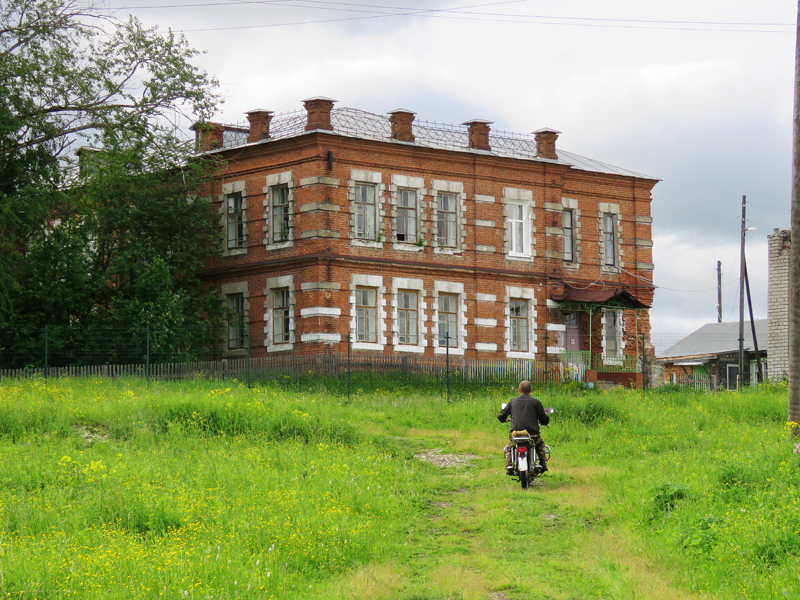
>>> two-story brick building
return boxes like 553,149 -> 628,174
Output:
195,97 -> 658,384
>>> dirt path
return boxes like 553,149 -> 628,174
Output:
326,425 -> 706,600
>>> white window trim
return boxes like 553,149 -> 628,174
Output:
503,188 -> 535,260
504,286 -> 537,359
390,175 -> 426,249
433,281 -> 467,356
264,275 -> 295,352
263,171 -> 294,250
601,308 -> 625,363
220,281 -> 249,355
562,197 -> 581,266
599,202 -> 622,271
431,180 -> 466,254
349,169 -> 385,247
391,277 -> 427,353
220,180 -> 247,257
350,274 -> 387,350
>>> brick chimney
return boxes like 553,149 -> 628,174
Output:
533,128 -> 561,160
303,96 -> 336,131
190,121 -> 225,151
462,119 -> 493,151
246,109 -> 273,143
388,109 -> 416,142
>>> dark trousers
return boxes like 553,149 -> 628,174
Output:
504,430 -> 546,468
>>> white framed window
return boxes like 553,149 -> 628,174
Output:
431,180 -> 465,253
438,294 -> 458,348
356,287 -> 378,342
264,275 -> 294,352
392,277 -> 427,353
603,213 -> 617,266
503,188 -> 534,259
263,171 -> 294,249
437,193 -> 458,247
350,274 -> 386,350
220,181 -> 247,256
509,299 -> 529,352
433,281 -> 466,355
563,209 -> 575,262
227,193 -> 245,250
599,203 -> 621,269
396,189 -> 417,243
221,281 -> 249,353
271,185 -> 290,243
390,175 -> 425,249
272,288 -> 291,344
228,293 -> 245,349
602,309 -> 624,362
504,286 -> 537,358
355,183 -> 377,240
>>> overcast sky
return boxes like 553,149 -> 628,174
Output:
107,0 -> 796,335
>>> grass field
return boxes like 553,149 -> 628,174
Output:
0,375 -> 797,599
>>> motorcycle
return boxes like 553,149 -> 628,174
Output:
501,404 -> 554,490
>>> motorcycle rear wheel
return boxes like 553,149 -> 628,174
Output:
520,470 -> 530,489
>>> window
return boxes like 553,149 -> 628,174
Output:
397,290 -> 418,345
272,288 -> 291,344
271,185 -> 290,243
437,193 -> 457,247
509,203 -> 525,254
563,209 -> 575,262
509,299 -> 529,352
355,184 -> 377,240
228,294 -> 245,349
603,213 -> 617,266
604,310 -> 620,356
396,189 -> 417,243
226,192 -> 245,249
356,287 -> 378,342
437,293 -> 458,347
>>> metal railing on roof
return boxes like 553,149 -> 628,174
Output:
221,106 -> 540,158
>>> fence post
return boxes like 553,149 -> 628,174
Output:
346,332 -> 351,404
544,329 -> 549,386
44,325 -> 49,379
246,322 -> 252,390
445,332 -> 450,403
146,324 -> 151,387
640,333 -> 647,390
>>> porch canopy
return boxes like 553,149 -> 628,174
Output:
550,285 -> 650,311
550,285 -> 650,373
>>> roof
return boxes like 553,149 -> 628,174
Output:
658,320 -> 768,360
212,107 -> 659,180
551,286 -> 651,309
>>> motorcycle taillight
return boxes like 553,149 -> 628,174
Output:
517,447 -> 527,454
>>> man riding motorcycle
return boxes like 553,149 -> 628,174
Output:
497,380 -> 550,474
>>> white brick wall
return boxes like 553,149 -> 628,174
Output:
767,229 -> 791,380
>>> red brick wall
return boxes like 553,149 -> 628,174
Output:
204,131 -> 657,359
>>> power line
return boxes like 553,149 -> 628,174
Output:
110,0 -> 795,34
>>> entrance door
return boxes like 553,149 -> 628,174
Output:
564,313 -> 581,352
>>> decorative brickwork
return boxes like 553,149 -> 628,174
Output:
200,100 -> 658,368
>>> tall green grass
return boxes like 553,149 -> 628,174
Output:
0,376 -> 796,599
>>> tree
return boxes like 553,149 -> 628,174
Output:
0,0 -> 220,316
0,0 -> 224,366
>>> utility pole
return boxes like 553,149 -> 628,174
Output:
717,261 -> 722,323
738,195 -> 747,390
789,0 -> 800,430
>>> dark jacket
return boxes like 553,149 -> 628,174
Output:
497,393 -> 549,433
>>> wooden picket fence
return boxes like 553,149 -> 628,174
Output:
0,352 -> 579,384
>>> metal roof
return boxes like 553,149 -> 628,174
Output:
219,107 -> 658,180
658,320 -> 768,360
